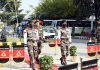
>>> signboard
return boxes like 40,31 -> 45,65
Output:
0,42 -> 9,63
87,42 -> 97,56
13,42 -> 24,62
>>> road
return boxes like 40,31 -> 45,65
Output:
41,39 -> 88,66
0,39 -> 100,70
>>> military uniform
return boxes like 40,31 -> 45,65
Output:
27,41 -> 35,69
60,27 -> 71,65
27,30 -> 37,69
32,26 -> 43,63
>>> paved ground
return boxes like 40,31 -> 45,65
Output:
0,39 -> 100,70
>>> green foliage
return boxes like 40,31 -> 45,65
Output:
10,14 -> 25,25
39,55 -> 53,70
0,0 -> 23,25
75,0 -> 100,20
75,0 -> 93,20
35,0 -> 77,19
70,46 -> 77,56
34,0 -> 100,19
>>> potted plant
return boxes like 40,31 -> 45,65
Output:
69,46 -> 77,62
39,55 -> 53,70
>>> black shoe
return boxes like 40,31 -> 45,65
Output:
63,60 -> 67,65
30,64 -> 32,68
60,57 -> 63,65
32,64 -> 36,70
60,57 -> 67,65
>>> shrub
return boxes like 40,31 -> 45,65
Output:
70,46 -> 77,56
39,55 -> 53,70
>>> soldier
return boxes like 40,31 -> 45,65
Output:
60,20 -> 71,65
25,23 -> 36,70
32,20 -> 43,63
26,19 -> 43,68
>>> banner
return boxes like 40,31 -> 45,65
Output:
96,42 -> 100,55
13,49 -> 24,58
48,38 -> 55,47
48,38 -> 61,47
0,42 -> 9,63
59,63 -> 78,70
13,42 -> 24,62
83,66 -> 98,70
0,50 -> 9,58
55,39 -> 61,46
87,42 -> 97,56
82,59 -> 98,70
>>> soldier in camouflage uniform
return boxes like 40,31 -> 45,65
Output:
26,20 -> 43,69
32,20 -> 43,63
60,20 -> 71,65
25,24 -> 36,70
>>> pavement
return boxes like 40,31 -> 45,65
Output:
0,39 -> 100,70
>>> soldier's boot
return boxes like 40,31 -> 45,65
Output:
32,63 -> 36,70
60,57 -> 63,65
60,56 -> 67,65
60,57 -> 65,65
30,61 -> 32,68
63,58 -> 67,65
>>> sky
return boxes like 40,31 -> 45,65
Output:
20,0 -> 40,14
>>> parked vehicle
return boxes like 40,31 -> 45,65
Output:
43,26 -> 57,39
2,26 -> 14,35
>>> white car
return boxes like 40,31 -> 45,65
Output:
43,26 -> 57,39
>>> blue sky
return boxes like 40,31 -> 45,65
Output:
20,0 -> 40,13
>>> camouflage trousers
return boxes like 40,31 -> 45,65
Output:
28,45 -> 35,70
60,39 -> 70,65
28,40 -> 42,63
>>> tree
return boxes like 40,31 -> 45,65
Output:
74,0 -> 93,20
94,0 -> 100,19
0,0 -> 23,26
34,0 -> 100,20
75,0 -> 100,20
35,0 -> 77,19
